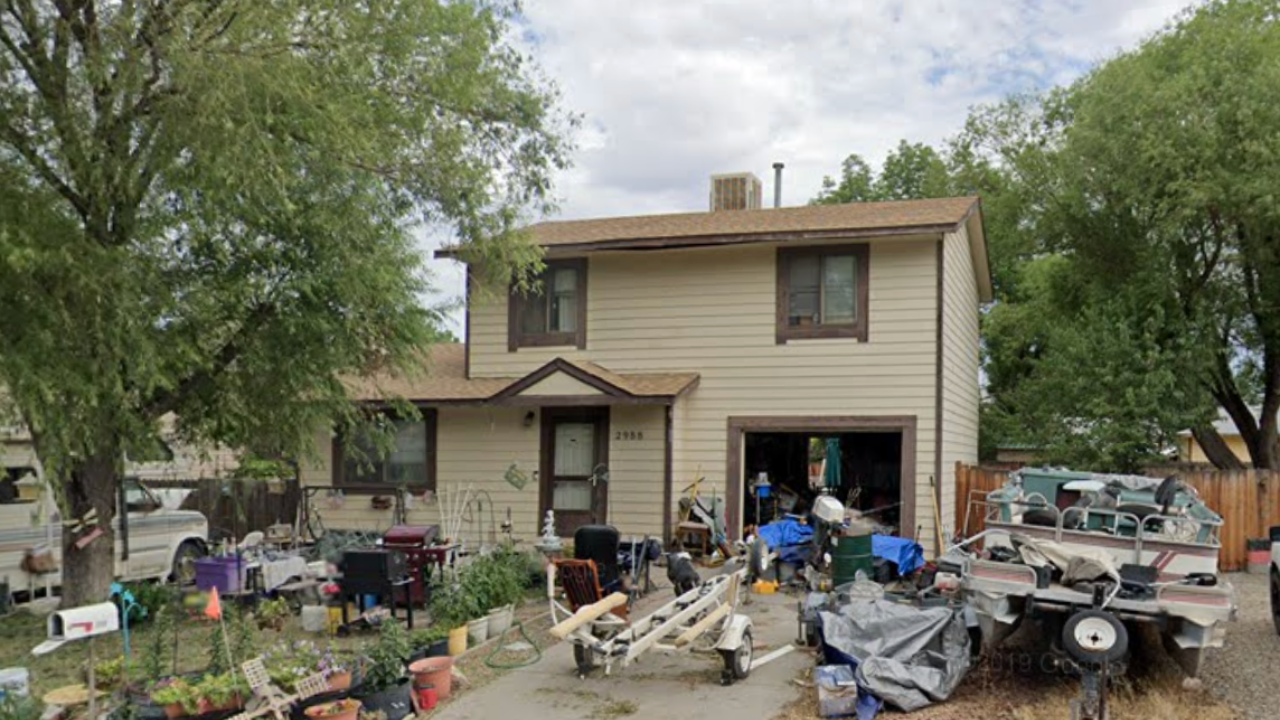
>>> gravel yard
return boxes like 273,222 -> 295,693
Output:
1202,572 -> 1277,720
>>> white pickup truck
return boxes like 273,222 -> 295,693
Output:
0,477 -> 208,598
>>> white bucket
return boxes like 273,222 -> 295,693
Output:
300,606 -> 328,633
0,667 -> 30,699
466,616 -> 489,646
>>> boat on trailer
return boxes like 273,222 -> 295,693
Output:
956,468 -> 1236,719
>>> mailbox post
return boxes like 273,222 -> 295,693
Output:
32,602 -> 120,718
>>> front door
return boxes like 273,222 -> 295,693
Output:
541,408 -> 609,537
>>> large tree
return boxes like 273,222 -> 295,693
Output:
0,0 -> 572,605
977,0 -> 1280,470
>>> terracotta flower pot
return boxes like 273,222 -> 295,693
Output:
408,657 -> 453,701
304,699 -> 362,720
327,671 -> 352,692
163,703 -> 185,719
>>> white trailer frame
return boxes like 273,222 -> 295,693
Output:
547,563 -> 755,685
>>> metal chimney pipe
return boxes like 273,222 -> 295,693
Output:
772,162 -> 784,208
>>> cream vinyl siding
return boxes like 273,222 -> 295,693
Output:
519,373 -> 603,396
469,238 -> 941,542
300,407 -> 544,546
939,225 -> 982,534
605,405 -> 666,537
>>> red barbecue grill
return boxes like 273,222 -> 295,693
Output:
382,525 -> 443,604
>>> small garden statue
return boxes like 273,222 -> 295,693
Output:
534,510 -> 561,555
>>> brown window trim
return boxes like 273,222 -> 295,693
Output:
775,244 -> 870,344
331,407 -> 438,491
508,258 -> 588,351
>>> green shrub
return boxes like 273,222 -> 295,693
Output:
361,620 -> 410,691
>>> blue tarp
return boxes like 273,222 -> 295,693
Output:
871,535 -> 924,575
757,517 -> 814,565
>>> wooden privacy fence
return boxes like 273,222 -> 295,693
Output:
954,463 -> 1280,573
148,478 -> 300,542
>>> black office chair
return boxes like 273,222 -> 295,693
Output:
574,525 -> 622,592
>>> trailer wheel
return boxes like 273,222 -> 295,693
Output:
1063,610 -> 1128,666
1270,569 -> 1280,636
720,629 -> 753,685
573,645 -> 595,677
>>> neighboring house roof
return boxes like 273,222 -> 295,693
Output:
344,344 -> 699,404
1178,407 -> 1276,438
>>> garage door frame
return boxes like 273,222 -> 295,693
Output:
725,415 -> 918,540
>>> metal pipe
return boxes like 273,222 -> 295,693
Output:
772,162 -> 784,208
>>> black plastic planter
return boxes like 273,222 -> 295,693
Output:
351,679 -> 413,720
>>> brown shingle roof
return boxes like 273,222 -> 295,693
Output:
344,344 -> 698,403
568,361 -> 700,397
343,344 -> 508,402
523,196 -> 979,250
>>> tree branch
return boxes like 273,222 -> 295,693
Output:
140,303 -> 277,419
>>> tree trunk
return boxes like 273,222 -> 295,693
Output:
59,451 -> 119,608
1191,425 -> 1247,470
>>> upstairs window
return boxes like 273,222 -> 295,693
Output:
509,259 -> 587,350
776,245 -> 869,343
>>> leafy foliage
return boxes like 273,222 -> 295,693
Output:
0,0 -> 575,603
361,620 -> 411,691
811,1 -> 1280,471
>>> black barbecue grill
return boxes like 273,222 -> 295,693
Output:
337,548 -> 414,628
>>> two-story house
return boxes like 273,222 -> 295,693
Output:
299,174 -> 992,554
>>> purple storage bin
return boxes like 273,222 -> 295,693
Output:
195,556 -> 246,593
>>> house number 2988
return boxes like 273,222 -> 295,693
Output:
615,430 -> 644,441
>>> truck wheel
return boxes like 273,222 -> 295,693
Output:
1063,610 -> 1128,666
719,628 -> 753,685
1271,569 -> 1280,636
170,541 -> 204,585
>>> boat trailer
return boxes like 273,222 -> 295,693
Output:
547,564 -> 755,685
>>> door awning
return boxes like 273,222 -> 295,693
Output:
490,358 -> 699,406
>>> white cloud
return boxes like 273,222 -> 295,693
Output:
425,0 -> 1194,337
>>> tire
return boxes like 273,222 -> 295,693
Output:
170,540 -> 204,586
1270,569 -> 1280,636
1062,610 -> 1128,666
719,628 -> 753,684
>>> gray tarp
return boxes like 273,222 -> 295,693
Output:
819,599 -> 971,712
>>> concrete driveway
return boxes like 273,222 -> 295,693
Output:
434,587 -> 808,720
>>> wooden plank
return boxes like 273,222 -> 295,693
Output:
673,603 -> 731,648
549,593 -> 629,640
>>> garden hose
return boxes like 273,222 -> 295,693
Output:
483,619 -> 543,669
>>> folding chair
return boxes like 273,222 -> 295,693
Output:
553,559 -> 629,621
549,525 -> 627,619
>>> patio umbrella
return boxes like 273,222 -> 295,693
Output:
823,438 -> 842,492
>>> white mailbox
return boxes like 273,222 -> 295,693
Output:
32,602 -> 119,655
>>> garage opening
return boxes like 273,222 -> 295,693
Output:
742,431 -> 903,534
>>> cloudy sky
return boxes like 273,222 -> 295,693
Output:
427,0 -> 1194,336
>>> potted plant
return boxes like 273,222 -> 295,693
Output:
408,627 -> 450,661
256,597 -> 292,632
484,550 -> 528,636
196,672 -> 246,714
303,698 -> 361,720
150,678 -> 199,719
318,647 -> 351,692
351,621 -> 413,720
428,580 -> 479,656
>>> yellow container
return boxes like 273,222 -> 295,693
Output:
326,607 -> 343,635
447,625 -> 468,656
